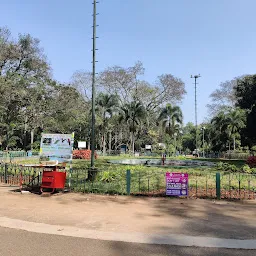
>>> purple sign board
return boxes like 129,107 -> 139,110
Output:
166,172 -> 189,196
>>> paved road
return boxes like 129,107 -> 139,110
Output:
0,227 -> 253,256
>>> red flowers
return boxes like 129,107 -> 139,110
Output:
246,156 -> 256,168
73,150 -> 97,160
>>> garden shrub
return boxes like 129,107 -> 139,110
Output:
215,162 -> 238,172
100,171 -> 121,182
242,164 -> 252,174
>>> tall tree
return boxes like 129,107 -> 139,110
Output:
158,104 -> 183,155
226,108 -> 246,150
207,76 -> 246,116
158,104 -> 183,138
98,62 -> 186,110
96,93 -> 119,156
119,101 -> 147,154
210,108 -> 246,151
182,122 -> 196,152
235,75 -> 256,147
210,111 -> 229,151
0,27 -> 52,150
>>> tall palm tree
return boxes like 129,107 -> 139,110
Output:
211,108 -> 246,151
226,108 -> 246,150
96,93 -> 119,156
158,104 -> 183,138
119,101 -> 146,154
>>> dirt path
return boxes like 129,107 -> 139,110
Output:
0,185 -> 255,239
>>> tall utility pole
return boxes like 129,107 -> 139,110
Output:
91,0 -> 98,168
190,74 -> 201,155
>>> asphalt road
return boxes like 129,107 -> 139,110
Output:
0,227 -> 254,256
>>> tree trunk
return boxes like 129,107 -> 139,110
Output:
228,141 -> 231,159
119,128 -> 122,141
108,131 -> 112,155
6,133 -> 8,151
103,132 -> 106,156
24,115 -> 28,151
233,137 -> 236,151
115,131 -> 118,152
132,132 -> 135,155
31,129 -> 34,151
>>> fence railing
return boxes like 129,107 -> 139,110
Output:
0,151 -> 39,161
0,163 -> 255,200
69,169 -> 256,199
0,163 -> 40,188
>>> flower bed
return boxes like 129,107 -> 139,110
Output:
246,156 -> 256,168
73,150 -> 97,160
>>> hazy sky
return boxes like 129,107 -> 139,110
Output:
1,0 -> 256,124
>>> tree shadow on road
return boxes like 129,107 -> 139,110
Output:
109,240 -> 256,256
151,198 -> 256,240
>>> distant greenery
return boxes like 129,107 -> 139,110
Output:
1,26 -> 256,159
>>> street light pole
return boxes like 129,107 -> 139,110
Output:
191,74 -> 201,155
90,0 -> 98,168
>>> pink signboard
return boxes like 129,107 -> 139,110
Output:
166,172 -> 189,196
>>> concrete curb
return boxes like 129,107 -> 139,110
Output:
0,216 -> 255,249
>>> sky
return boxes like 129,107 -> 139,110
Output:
1,0 -> 256,124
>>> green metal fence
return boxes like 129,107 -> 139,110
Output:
0,151 -> 39,160
67,168 -> 256,200
0,163 -> 255,200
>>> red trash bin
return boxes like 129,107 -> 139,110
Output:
41,170 -> 66,193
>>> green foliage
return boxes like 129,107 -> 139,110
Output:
215,162 -> 238,172
242,164 -> 256,174
242,164 -> 251,173
118,101 -> 147,153
100,171 -> 121,182
182,122 -> 196,151
158,104 -> 183,138
235,75 -> 256,147
251,145 -> 256,153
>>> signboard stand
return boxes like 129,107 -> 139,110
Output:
38,133 -> 74,194
166,172 -> 189,197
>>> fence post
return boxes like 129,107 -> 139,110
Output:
216,172 -> 221,200
126,169 -> 131,195
4,163 -> 8,184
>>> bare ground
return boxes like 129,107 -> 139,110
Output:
0,184 -> 255,240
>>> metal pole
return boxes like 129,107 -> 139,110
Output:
216,172 -> 221,200
194,77 -> 198,154
202,128 -> 205,158
191,75 -> 201,155
126,169 -> 131,195
91,0 -> 97,168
